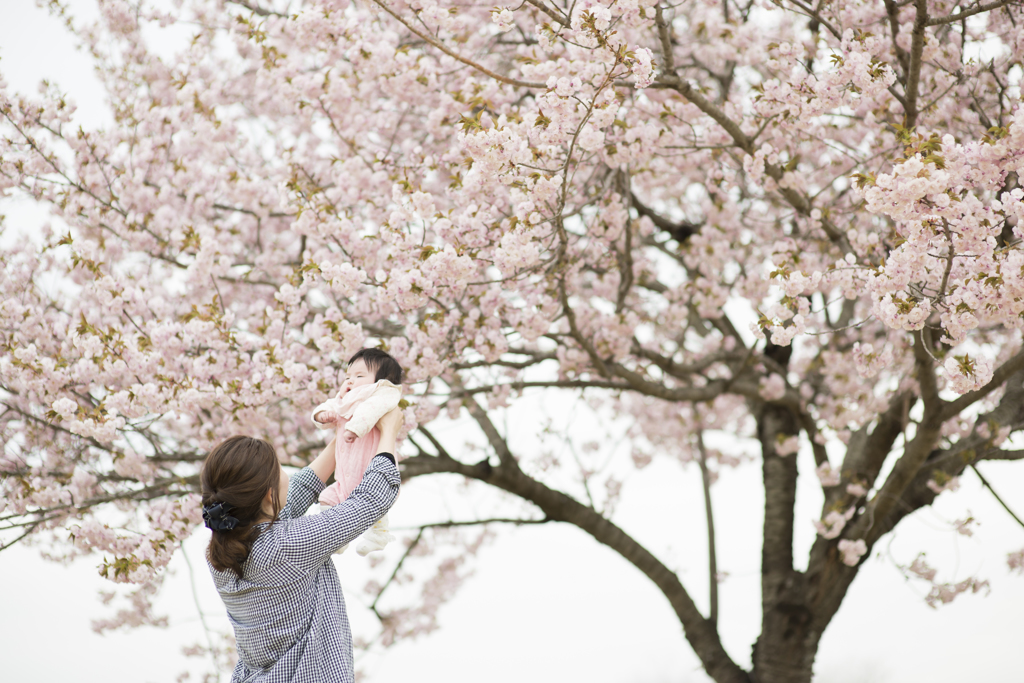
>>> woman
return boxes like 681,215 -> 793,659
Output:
200,408 -> 403,682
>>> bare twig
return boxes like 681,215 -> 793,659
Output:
696,430 -> 719,626
971,464 -> 1024,530
397,516 -> 551,530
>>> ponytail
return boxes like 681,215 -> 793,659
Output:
200,436 -> 283,578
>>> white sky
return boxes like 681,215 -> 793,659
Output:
2,2 -> 1024,682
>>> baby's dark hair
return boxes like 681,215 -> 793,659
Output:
348,348 -> 403,385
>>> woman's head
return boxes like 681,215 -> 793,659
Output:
200,436 -> 285,577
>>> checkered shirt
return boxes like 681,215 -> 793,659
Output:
208,454 -> 401,683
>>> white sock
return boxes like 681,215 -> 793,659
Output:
356,514 -> 395,556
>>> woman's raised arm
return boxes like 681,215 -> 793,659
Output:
309,436 -> 338,484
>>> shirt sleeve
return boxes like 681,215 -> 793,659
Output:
278,467 -> 325,520
345,383 -> 402,438
279,454 -> 401,570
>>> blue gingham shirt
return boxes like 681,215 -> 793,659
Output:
208,454 -> 401,683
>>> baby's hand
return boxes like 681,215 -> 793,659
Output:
314,410 -> 342,425
342,429 -> 358,444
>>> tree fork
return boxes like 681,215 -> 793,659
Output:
401,453 -> 751,683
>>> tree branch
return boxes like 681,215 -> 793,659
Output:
696,431 -> 719,626
903,0 -> 930,129
226,0 -> 286,17
398,516 -> 552,530
927,0 -> 1018,25
522,0 -> 569,24
397,425 -> 749,683
971,464 -> 1024,530
654,5 -> 677,74
631,191 -> 700,242
941,346 -> 1024,420
369,0 -> 546,89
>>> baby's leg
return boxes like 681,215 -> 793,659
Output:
318,484 -> 342,508
318,485 -> 349,554
356,514 -> 395,556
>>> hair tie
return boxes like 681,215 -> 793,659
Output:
202,502 -> 240,531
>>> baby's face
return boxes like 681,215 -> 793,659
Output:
340,359 -> 376,395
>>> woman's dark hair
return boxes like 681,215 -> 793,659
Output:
200,436 -> 282,578
349,348 -> 403,385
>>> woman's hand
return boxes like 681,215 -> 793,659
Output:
375,407 -> 404,457
376,407 -> 404,437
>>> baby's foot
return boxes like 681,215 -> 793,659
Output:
356,515 -> 395,556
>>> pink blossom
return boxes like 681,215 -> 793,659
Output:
51,397 -> 79,420
944,354 -> 994,394
1008,549 -> 1024,575
491,8 -> 514,32
776,434 -> 800,456
852,342 -> 894,378
628,47 -> 654,89
838,539 -> 867,566
846,483 -> 867,497
759,374 -> 786,401
814,511 -> 847,539
925,578 -> 991,608
952,516 -> 977,537
815,462 -> 841,487
909,555 -> 938,582
926,475 -> 961,495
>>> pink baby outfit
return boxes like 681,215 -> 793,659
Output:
312,380 -> 402,506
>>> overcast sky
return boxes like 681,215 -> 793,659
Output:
2,2 -> 1024,682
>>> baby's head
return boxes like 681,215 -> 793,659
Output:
341,348 -> 403,395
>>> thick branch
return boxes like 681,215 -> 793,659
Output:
847,350 -> 943,542
941,346 -> 1024,420
654,77 -> 853,254
927,0 -> 1018,25
400,448 -> 749,683
631,192 -> 700,243
752,343 -> 814,681
884,0 -> 911,75
654,5 -> 677,74
903,0 -> 930,129
463,393 -> 520,469
522,0 -> 568,24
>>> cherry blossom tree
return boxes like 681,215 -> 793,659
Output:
3,0 -> 1024,681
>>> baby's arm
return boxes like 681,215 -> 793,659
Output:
311,397 -> 347,428
345,383 -> 402,439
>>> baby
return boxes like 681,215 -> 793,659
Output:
311,348 -> 402,555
